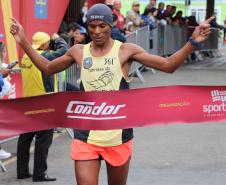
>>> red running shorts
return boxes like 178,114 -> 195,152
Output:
71,139 -> 133,166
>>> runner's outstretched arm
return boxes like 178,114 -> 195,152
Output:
127,16 -> 215,73
10,18 -> 74,75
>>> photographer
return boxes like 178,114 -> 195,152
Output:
17,32 -> 68,182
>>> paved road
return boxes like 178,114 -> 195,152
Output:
1,56 -> 226,185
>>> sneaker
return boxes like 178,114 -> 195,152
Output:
0,149 -> 11,159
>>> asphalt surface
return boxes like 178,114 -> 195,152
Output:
1,50 -> 226,185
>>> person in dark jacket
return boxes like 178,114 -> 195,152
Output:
17,32 -> 68,182
111,14 -> 126,43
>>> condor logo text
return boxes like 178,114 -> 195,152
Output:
66,101 -> 126,120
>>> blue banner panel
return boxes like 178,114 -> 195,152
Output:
35,0 -> 48,19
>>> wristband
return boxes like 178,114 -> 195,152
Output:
189,36 -> 200,47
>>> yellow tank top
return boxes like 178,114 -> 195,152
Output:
74,40 -> 133,146
21,50 -> 58,97
21,50 -> 45,97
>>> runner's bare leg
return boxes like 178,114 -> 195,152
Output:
74,159 -> 101,185
106,158 -> 130,185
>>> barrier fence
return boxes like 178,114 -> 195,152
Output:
151,25 -> 219,56
126,26 -> 151,82
58,64 -> 80,92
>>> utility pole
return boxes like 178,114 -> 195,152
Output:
206,0 -> 215,19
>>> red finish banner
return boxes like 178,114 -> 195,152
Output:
1,85 -> 226,139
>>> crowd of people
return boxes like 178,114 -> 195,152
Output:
58,0 -> 225,55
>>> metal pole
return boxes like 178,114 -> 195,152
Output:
206,0 -> 215,19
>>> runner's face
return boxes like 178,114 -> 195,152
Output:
88,20 -> 111,46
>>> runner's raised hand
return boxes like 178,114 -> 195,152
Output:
10,18 -> 26,44
192,16 -> 215,43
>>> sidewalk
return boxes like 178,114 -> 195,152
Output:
219,45 -> 226,56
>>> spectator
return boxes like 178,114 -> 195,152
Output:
0,40 -> 11,160
17,32 -> 68,182
172,11 -> 185,26
0,62 -> 11,99
69,23 -> 82,37
187,16 -> 199,38
112,0 -> 125,31
141,7 -> 157,30
156,2 -> 165,20
61,22 -> 81,47
0,51 -> 11,82
144,0 -> 156,13
163,5 -> 173,23
0,38 -> 13,97
73,26 -> 88,45
0,39 -> 6,69
141,8 -> 158,49
170,6 -> 177,19
111,14 -> 126,42
126,1 -> 144,32
0,56 -> 12,99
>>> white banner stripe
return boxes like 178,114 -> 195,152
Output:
67,115 -> 126,120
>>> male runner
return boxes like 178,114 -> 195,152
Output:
10,3 -> 214,185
